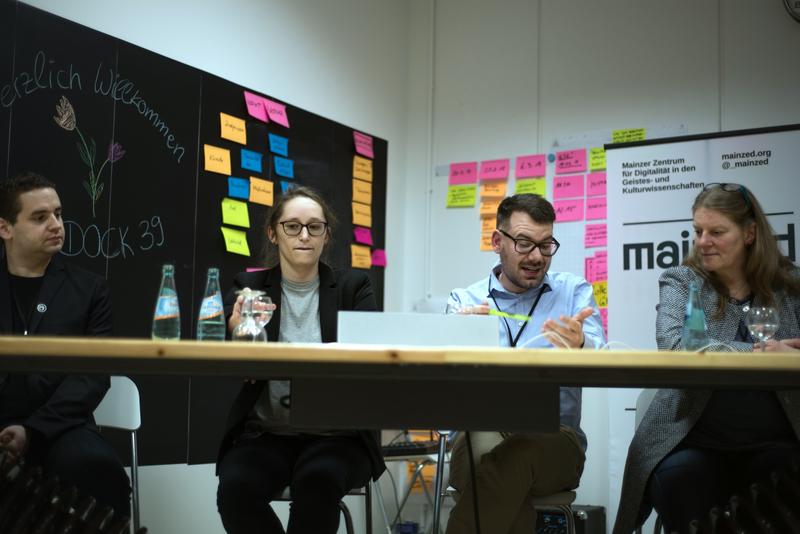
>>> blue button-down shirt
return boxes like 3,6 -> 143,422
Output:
447,265 -> 606,451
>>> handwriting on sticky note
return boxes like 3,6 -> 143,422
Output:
228,177 -> 249,199
353,156 -> 373,182
587,172 -> 607,197
274,156 -> 294,178
243,91 -> 268,122
221,226 -> 250,256
586,197 -> 607,220
220,113 -> 247,145
481,218 -> 495,234
371,249 -> 387,267
592,281 -> 608,308
555,148 -> 586,175
515,154 -> 546,178
612,128 -> 646,143
515,178 -> 546,196
479,159 -> 510,181
589,147 -> 606,171
480,182 -> 507,198
553,199 -> 584,222
599,307 -> 608,336
249,177 -> 273,206
553,174 -> 584,199
446,185 -> 476,208
240,148 -> 262,173
449,162 -> 478,185
353,131 -> 374,159
480,198 -> 502,218
594,252 -> 608,281
480,231 -> 493,251
352,179 -> 372,205
353,227 -> 373,246
263,98 -> 290,127
351,244 -> 372,269
352,202 -> 372,227
204,144 -> 232,175
222,198 -> 250,228
268,133 -> 289,156
584,223 -> 607,248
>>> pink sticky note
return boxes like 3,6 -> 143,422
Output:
584,223 -> 607,248
599,307 -> 608,336
515,154 -> 546,178
555,148 -> 587,174
553,199 -> 584,222
371,249 -> 387,267
353,132 -> 374,159
586,197 -> 607,220
353,227 -> 373,246
479,159 -> 510,181
584,256 -> 594,283
594,252 -> 608,281
553,174 -> 584,199
587,172 -> 607,197
244,91 -> 269,122
263,98 -> 290,127
449,162 -> 478,185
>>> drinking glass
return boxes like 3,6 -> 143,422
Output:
232,288 -> 268,342
252,295 -> 274,329
745,306 -> 780,352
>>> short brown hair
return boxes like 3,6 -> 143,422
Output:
0,172 -> 57,223
496,194 -> 555,229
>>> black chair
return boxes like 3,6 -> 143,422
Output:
274,484 -> 373,534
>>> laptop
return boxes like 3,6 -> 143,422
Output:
336,311 -> 499,347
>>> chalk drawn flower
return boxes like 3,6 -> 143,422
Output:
53,96 -> 76,131
107,142 -> 126,163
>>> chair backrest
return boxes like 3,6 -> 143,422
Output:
94,376 -> 141,431
634,389 -> 658,430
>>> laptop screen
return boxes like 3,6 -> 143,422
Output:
337,311 -> 500,347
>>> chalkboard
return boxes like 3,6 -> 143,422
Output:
1,1 -> 387,465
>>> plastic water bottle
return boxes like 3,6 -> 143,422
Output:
152,264 -> 181,340
682,280 -> 709,351
197,267 -> 226,341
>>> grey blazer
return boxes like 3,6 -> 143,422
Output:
613,266 -> 800,534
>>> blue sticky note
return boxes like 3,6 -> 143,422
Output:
281,180 -> 296,194
274,156 -> 294,178
268,133 -> 289,157
228,177 -> 249,199
241,149 -> 263,173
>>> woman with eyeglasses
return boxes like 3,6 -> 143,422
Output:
614,183 -> 800,534
215,186 -> 385,534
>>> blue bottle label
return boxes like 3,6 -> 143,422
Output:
155,295 -> 180,319
198,293 -> 224,320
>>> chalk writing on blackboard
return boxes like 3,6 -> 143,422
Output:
62,215 -> 166,259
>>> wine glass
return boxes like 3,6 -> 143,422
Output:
232,288 -> 268,342
745,306 -> 780,352
252,295 -> 274,329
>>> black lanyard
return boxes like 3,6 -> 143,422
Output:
488,280 -> 550,348
10,284 -> 35,336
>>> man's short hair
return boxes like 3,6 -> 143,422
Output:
0,172 -> 57,223
496,194 -> 555,228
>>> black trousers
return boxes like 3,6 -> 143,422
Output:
217,433 -> 373,534
27,426 -> 131,519
646,443 -> 800,534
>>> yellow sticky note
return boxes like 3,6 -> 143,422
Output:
480,231 -> 494,251
221,198 -> 250,228
612,128 -> 646,144
353,155 -> 373,182
352,201 -> 372,227
592,281 -> 608,308
204,144 -> 232,175
480,198 -> 502,218
219,112 -> 247,145
352,179 -> 372,205
515,178 -> 546,196
351,244 -> 372,269
249,177 -> 273,206
221,226 -> 250,256
446,184 -> 477,208
589,147 -> 606,171
480,182 -> 507,198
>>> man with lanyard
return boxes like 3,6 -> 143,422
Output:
445,193 -> 605,534
0,172 -> 130,519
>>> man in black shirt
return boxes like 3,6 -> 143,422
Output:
0,172 -> 130,518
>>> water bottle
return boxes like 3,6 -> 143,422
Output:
152,264 -> 181,340
197,267 -> 226,341
682,280 -> 709,351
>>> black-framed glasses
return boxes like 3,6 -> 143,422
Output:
497,229 -> 560,256
279,221 -> 328,236
703,182 -> 751,210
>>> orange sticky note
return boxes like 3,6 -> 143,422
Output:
351,244 -> 372,269
481,218 -> 495,233
352,202 -> 372,227
249,177 -> 273,206
219,113 -> 247,145
204,144 -> 231,176
353,156 -> 373,182
480,182 -> 507,198
352,179 -> 372,205
480,232 -> 494,251
479,198 -> 502,218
